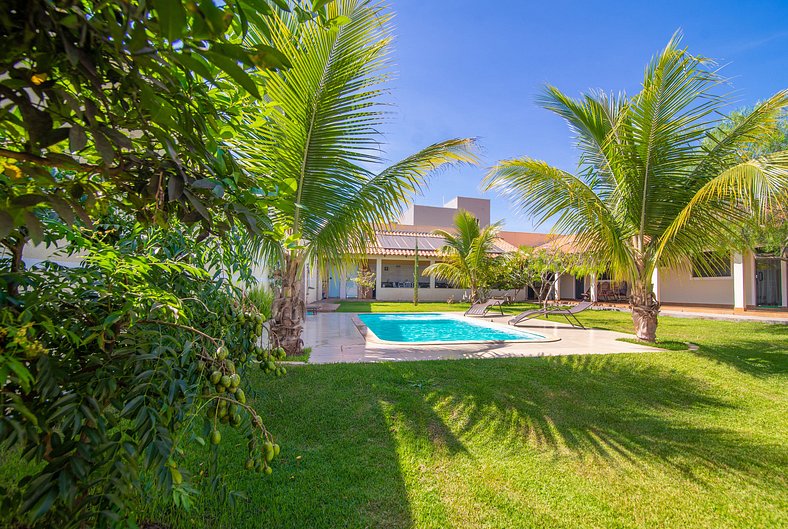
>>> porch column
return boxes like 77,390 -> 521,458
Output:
554,274 -> 561,301
781,259 -> 787,308
589,273 -> 598,302
375,257 -> 382,297
429,260 -> 436,289
732,252 -> 746,311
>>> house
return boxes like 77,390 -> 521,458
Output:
304,196 -> 529,303
16,194 -> 786,312
307,196 -> 788,312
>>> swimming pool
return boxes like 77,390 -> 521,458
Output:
357,313 -> 548,344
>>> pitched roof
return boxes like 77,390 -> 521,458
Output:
367,230 -> 516,258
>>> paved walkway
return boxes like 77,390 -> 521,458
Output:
303,312 -> 662,364
591,304 -> 788,324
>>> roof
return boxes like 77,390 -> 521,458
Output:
498,230 -> 552,248
367,230 -> 517,258
537,233 -> 584,253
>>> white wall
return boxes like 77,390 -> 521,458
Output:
558,274 -> 577,299
19,241 -> 85,267
658,262 -> 734,306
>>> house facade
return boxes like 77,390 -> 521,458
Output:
15,195 -> 785,312
308,196 -> 787,311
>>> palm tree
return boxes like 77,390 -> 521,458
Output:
238,1 -> 477,354
485,33 -> 788,341
423,210 -> 502,303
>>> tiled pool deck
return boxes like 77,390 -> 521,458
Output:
302,312 -> 662,364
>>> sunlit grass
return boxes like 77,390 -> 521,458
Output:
140,310 -> 788,529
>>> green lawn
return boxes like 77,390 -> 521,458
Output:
336,300 -> 540,315
141,309 -> 788,529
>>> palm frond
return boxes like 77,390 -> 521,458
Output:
483,158 -> 634,278
307,138 -> 478,266
234,0 -> 477,271
657,150 -> 788,268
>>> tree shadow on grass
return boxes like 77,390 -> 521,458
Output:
409,355 -> 786,488
150,350 -> 786,529
572,311 -> 788,377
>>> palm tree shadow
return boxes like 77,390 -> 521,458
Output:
572,312 -> 788,377
415,355 -> 786,487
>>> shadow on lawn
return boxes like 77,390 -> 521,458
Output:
152,347 -> 785,529
692,328 -> 788,377
413,355 -> 785,487
571,311 -> 788,377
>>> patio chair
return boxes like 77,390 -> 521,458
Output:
508,300 -> 593,329
464,298 -> 505,317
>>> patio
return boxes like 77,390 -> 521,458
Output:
302,312 -> 662,363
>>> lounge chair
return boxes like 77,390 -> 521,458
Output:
508,300 -> 593,328
464,298 -> 505,317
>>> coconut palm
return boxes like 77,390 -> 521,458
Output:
484,33 -> 788,341
238,1 -> 477,354
423,210 -> 502,303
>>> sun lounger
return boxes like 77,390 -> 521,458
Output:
464,298 -> 505,316
508,300 -> 593,328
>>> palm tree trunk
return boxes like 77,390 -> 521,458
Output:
630,280 -> 660,342
271,253 -> 305,356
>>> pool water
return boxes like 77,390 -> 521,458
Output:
357,313 -> 546,343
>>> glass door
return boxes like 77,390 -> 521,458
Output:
755,258 -> 782,307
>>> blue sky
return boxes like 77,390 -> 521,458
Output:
379,0 -> 788,232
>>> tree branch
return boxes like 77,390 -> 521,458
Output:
0,148 -> 122,176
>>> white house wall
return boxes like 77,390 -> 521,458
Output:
657,262 -> 734,306
558,274 -> 576,299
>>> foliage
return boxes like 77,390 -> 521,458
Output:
485,32 -> 788,340
0,0 -> 319,526
423,211 -> 502,303
247,283 -> 274,321
0,218 -> 291,528
709,108 -> 788,258
352,265 -> 376,299
235,0 -> 477,354
487,250 -> 530,300
0,0 -> 300,249
117,311 -> 786,529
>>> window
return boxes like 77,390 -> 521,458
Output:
691,252 -> 731,278
380,260 -> 431,288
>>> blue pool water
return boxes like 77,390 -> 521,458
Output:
358,313 -> 546,343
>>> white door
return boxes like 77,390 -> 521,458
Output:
345,265 -> 358,299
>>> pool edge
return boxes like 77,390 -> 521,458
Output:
350,312 -> 562,346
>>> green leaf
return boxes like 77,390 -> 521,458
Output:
313,0 -> 334,11
121,395 -> 145,418
68,124 -> 87,152
94,130 -> 115,166
11,194 -> 48,207
270,0 -> 291,12
250,44 -> 291,70
155,0 -> 187,42
168,173 -> 185,201
327,14 -> 351,28
0,211 -> 13,238
200,51 -> 261,98
23,211 -> 44,244
176,52 -> 215,82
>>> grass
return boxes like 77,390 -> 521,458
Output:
140,309 -> 788,529
617,337 -> 690,350
284,346 -> 312,363
336,300 -> 540,315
